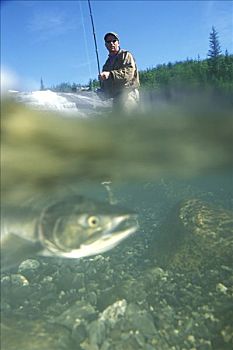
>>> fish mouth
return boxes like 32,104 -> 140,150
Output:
103,214 -> 139,238
56,214 -> 139,259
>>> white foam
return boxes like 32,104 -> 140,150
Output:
11,90 -> 110,117
20,90 -> 77,112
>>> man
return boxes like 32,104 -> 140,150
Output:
99,32 -> 140,113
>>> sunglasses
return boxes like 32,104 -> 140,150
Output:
105,39 -> 118,44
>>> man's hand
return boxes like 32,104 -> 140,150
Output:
99,71 -> 110,81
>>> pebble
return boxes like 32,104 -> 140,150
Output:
18,259 -> 41,279
99,299 -> 127,327
216,282 -> 228,294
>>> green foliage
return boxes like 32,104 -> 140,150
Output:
139,53 -> 233,94
51,82 -> 84,92
208,26 -> 222,58
50,79 -> 100,92
88,78 -> 100,90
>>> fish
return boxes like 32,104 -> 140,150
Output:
1,195 -> 139,271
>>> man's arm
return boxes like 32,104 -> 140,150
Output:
100,52 -> 136,83
110,52 -> 136,82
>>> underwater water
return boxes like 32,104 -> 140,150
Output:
1,92 -> 233,350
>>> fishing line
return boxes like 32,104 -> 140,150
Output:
87,0 -> 101,78
79,0 -> 97,107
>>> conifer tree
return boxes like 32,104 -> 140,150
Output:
40,77 -> 45,91
208,26 -> 222,58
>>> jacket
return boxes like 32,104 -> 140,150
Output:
102,49 -> 140,98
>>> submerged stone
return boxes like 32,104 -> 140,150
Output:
88,320 -> 106,346
54,300 -> 97,329
1,318 -> 76,350
18,259 -> 41,279
99,299 -> 127,327
125,303 -> 156,337
149,198 -> 233,271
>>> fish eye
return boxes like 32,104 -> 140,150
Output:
87,216 -> 100,228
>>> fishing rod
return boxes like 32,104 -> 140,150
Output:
87,0 -> 101,79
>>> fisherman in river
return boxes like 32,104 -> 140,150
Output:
99,32 -> 140,113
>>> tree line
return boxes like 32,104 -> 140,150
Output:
44,27 -> 232,95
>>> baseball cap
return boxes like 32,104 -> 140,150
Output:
104,32 -> 120,42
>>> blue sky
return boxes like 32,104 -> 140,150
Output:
1,0 -> 233,91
